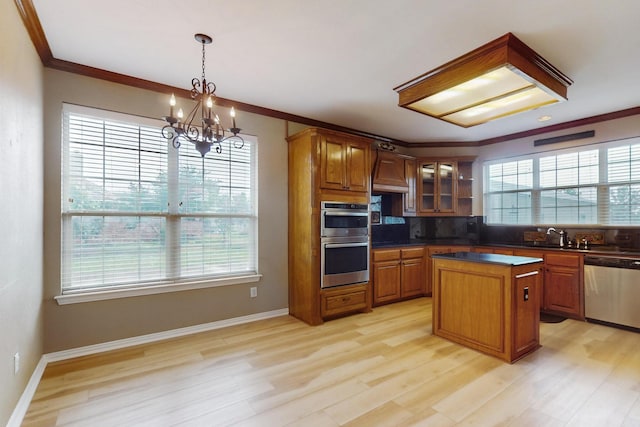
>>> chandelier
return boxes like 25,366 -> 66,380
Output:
162,33 -> 244,157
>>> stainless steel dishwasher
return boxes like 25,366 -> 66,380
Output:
584,255 -> 640,330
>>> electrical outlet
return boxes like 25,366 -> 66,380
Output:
250,287 -> 257,298
14,352 -> 20,375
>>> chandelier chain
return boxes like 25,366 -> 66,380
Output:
201,41 -> 206,83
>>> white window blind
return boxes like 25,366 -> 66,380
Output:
61,104 -> 257,293
486,160 -> 533,224
484,137 -> 640,226
539,149 -> 599,224
607,143 -> 640,224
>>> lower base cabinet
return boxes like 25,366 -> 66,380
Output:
543,253 -> 583,319
320,283 -> 371,318
372,247 -> 426,306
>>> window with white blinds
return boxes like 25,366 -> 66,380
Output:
484,137 -> 640,226
61,104 -> 258,294
486,159 -> 533,224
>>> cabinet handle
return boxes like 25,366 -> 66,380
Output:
342,297 -> 351,302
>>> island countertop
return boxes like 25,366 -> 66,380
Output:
431,251 -> 543,266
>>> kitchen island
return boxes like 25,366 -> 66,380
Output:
432,252 -> 543,363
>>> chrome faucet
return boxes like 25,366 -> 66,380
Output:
546,227 -> 567,248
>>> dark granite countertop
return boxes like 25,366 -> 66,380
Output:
371,240 -> 640,257
432,251 -> 544,266
372,239 -> 474,249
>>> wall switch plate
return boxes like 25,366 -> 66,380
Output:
250,287 -> 257,298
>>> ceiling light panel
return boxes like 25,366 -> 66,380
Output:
394,33 -> 573,127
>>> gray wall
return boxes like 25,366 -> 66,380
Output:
42,70 -> 290,352
0,0 -> 45,424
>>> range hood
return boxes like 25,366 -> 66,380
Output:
372,150 -> 411,193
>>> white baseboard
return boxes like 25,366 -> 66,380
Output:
6,356 -> 47,427
7,307 -> 289,426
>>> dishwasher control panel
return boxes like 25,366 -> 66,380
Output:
584,255 -> 640,269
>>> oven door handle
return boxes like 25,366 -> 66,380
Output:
323,212 -> 369,217
324,242 -> 369,249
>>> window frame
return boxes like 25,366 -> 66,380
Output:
483,136 -> 640,227
56,104 -> 260,305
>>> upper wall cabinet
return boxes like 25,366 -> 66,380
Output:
320,133 -> 370,194
418,160 -> 457,214
416,157 -> 475,216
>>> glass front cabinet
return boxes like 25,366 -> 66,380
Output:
418,160 -> 457,214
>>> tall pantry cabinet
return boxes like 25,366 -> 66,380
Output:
287,127 -> 373,325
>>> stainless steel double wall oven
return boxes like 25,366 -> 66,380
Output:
320,201 -> 370,289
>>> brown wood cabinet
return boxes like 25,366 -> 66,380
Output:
372,250 -> 401,304
432,255 -> 542,363
320,133 -> 370,193
372,246 -> 426,306
426,245 -> 471,295
287,128 -> 372,325
543,252 -> 584,319
402,157 -> 417,216
320,284 -> 369,318
417,160 -> 457,214
512,248 -> 546,310
416,157 -> 476,216
457,160 -> 474,216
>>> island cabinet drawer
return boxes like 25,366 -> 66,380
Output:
372,249 -> 401,262
401,247 -> 425,259
545,253 -> 581,267
321,287 -> 368,317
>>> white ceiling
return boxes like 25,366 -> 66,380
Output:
31,0 -> 640,144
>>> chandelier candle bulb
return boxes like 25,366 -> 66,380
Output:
177,108 -> 183,120
169,94 -> 176,116
231,107 -> 237,128
206,96 -> 213,119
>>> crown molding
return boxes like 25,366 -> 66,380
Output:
14,0 -> 640,148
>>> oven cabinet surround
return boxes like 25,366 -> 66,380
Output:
432,252 -> 543,363
371,246 -> 426,306
543,252 -> 584,319
287,127 -> 373,325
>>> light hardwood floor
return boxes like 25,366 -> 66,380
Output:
22,298 -> 640,426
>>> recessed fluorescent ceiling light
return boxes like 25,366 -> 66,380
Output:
394,33 -> 572,127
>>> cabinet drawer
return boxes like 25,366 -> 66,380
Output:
545,253 -> 580,267
321,289 -> 367,316
372,249 -> 401,262
401,247 -> 425,259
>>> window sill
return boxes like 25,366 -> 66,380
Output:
54,274 -> 263,305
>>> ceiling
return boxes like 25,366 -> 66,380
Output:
28,0 -> 640,144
